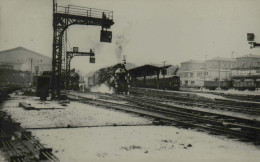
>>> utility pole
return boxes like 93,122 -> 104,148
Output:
30,58 -> 33,86
162,61 -> 166,90
218,60 -> 221,89
204,54 -> 207,86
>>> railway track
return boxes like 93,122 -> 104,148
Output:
132,95 -> 260,115
0,111 -> 59,162
209,92 -> 260,102
68,92 -> 260,145
129,88 -> 260,115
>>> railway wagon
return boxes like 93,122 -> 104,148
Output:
204,80 -> 232,90
131,75 -> 180,91
232,75 -> 260,91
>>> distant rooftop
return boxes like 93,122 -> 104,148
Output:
207,57 -> 236,62
0,47 -> 50,59
181,60 -> 204,64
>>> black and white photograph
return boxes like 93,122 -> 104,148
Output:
0,0 -> 259,161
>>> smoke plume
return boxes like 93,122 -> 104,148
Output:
115,35 -> 129,63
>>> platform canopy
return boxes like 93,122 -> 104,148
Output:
128,64 -> 171,77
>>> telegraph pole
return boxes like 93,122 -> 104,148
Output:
204,54 -> 207,86
218,60 -> 220,89
30,58 -> 33,86
162,61 -> 166,90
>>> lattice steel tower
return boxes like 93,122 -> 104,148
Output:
52,0 -> 114,98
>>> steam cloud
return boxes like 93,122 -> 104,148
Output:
90,83 -> 114,94
115,35 -> 129,63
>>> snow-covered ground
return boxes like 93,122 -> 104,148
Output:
181,87 -> 260,96
32,126 -> 260,162
163,101 -> 260,121
0,149 -> 7,162
1,93 -> 151,128
194,92 -> 260,105
1,92 -> 260,162
195,93 -> 227,100
203,88 -> 260,96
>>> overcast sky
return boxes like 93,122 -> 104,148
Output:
1,0 -> 260,74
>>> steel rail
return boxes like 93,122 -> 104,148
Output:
68,93 -> 260,144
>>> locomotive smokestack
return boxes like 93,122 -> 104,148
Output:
122,55 -> 127,64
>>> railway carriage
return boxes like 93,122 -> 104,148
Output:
131,75 -> 180,91
204,75 -> 260,91
204,80 -> 232,90
232,75 -> 260,91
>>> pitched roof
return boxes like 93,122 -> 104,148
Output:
181,60 -> 204,64
128,64 -> 171,77
0,47 -> 51,64
0,47 -> 51,59
207,57 -> 236,62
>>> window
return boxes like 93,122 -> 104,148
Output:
191,81 -> 195,85
190,73 -> 194,78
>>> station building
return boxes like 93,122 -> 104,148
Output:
231,54 -> 260,88
179,60 -> 205,88
0,47 -> 52,85
0,47 -> 52,74
179,57 -> 236,88
231,54 -> 260,76
205,57 -> 236,81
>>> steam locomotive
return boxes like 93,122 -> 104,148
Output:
88,63 -> 130,94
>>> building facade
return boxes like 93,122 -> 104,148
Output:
179,60 -> 205,87
205,57 -> 236,81
0,47 -> 52,85
179,57 -> 236,88
231,54 -> 260,89
231,54 -> 260,76
0,47 -> 52,75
